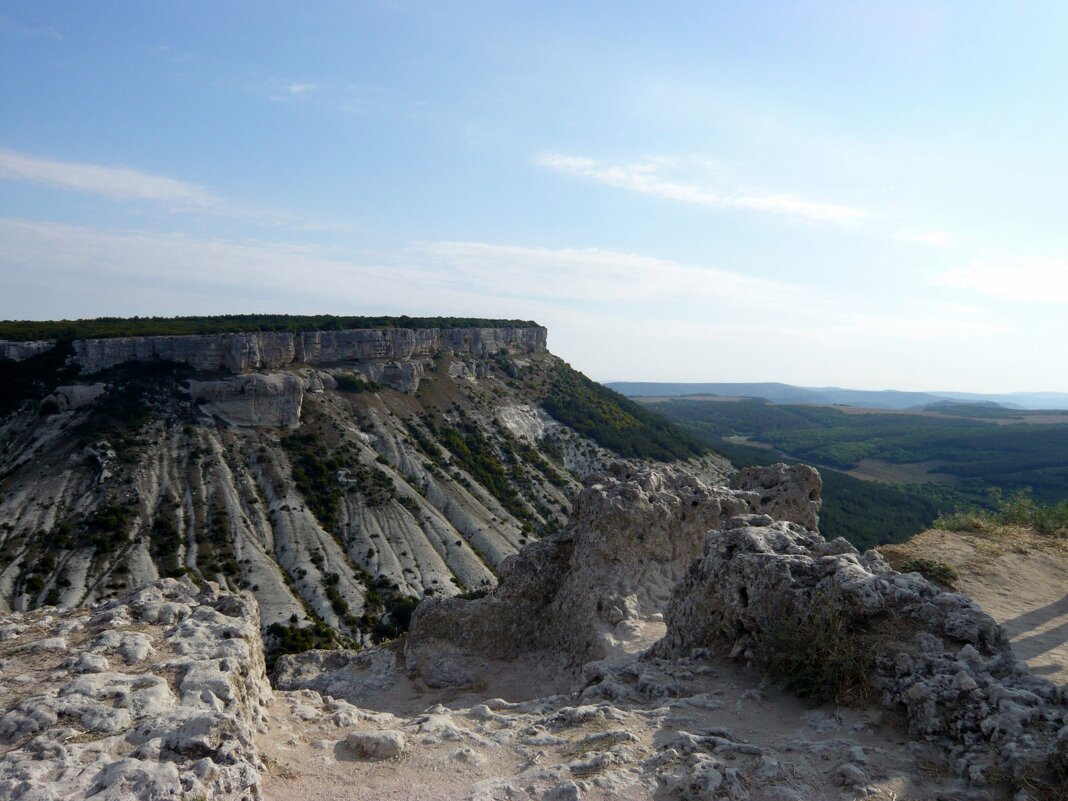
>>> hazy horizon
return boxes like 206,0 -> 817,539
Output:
3,3 -> 1067,392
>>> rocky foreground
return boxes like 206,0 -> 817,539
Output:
0,580 -> 270,800
2,466 -> 1067,800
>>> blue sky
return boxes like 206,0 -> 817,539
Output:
1,1 -> 1066,391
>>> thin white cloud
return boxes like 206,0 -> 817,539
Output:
0,149 -> 224,208
265,79 -> 318,102
413,240 -> 792,307
939,260 -> 1068,304
0,149 -> 317,226
0,15 -> 63,41
418,240 -> 1005,341
535,152 -> 869,225
0,219 -> 1006,370
145,44 -> 196,63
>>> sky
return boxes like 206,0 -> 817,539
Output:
1,1 -> 1067,392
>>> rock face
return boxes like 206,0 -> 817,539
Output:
189,372 -> 307,428
41,383 -> 107,412
63,326 -> 547,374
0,341 -> 54,362
656,514 -> 1068,785
731,463 -> 821,530
0,579 -> 271,800
405,465 -> 820,685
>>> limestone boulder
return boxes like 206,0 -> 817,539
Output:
655,514 -> 1068,785
405,465 -> 820,683
189,372 -> 305,428
731,463 -> 821,529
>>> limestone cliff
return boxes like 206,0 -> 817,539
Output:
8,325 -> 547,374
0,323 -> 726,653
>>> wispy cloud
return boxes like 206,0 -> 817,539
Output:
0,14 -> 63,41
0,149 -> 322,227
413,240 -> 790,307
145,44 -> 196,63
0,219 -> 1019,387
0,149 -> 224,208
939,260 -> 1068,304
535,153 -> 869,225
265,79 -> 318,102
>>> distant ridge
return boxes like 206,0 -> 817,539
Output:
606,382 -> 1068,411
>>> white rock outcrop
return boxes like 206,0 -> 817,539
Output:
656,514 -> 1068,786
731,462 -> 822,530
189,372 -> 306,428
62,326 -> 547,374
0,579 -> 271,801
0,341 -> 55,362
404,465 -> 821,685
41,383 -> 107,411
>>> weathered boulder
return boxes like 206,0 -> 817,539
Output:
731,463 -> 821,530
655,514 -> 1068,785
41,383 -> 107,412
189,372 -> 305,428
342,729 -> 406,760
273,648 -> 399,707
0,579 -> 271,801
405,466 -> 821,684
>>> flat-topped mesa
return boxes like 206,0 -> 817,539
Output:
0,325 -> 547,373
75,325 -> 548,374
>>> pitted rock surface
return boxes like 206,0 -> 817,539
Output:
0,579 -> 271,800
656,514 -> 1068,785
405,466 -> 820,684
731,463 -> 822,530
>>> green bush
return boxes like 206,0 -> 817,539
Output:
335,374 -> 381,393
542,363 -> 707,461
900,558 -> 958,587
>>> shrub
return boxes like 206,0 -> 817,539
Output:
900,558 -> 958,588
336,374 -> 381,393
758,604 -> 917,705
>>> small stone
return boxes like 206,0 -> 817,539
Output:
343,729 -> 406,760
836,763 -> 867,787
542,781 -> 581,801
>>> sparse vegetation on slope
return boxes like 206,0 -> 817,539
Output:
935,488 -> 1068,538
542,363 -> 707,461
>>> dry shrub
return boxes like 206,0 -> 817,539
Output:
756,602 -> 918,705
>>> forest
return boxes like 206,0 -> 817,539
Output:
654,398 -> 1068,504
646,398 -> 1068,549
